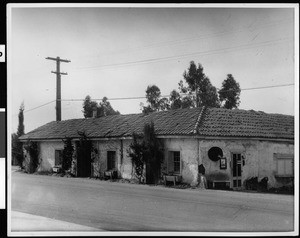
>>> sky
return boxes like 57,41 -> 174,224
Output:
8,4 -> 297,133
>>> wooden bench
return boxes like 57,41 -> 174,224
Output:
52,166 -> 62,173
212,180 -> 231,189
164,175 -> 182,186
104,170 -> 117,180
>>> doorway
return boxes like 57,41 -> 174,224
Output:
232,153 -> 242,189
76,140 -> 92,177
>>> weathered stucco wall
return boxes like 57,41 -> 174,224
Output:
36,138 -> 294,189
162,138 -> 199,185
39,141 -> 64,171
199,139 -> 294,188
93,138 -> 200,184
93,139 -> 133,179
257,141 -> 294,188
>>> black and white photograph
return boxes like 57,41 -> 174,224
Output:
6,3 -> 299,236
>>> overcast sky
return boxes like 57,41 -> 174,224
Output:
8,4 -> 296,133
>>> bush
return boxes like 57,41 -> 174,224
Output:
62,137 -> 74,172
127,122 -> 164,184
24,141 -> 39,173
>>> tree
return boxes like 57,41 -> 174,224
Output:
82,95 -> 119,118
157,97 -> 170,111
127,122 -> 163,184
23,140 -> 39,173
11,133 -> 21,166
181,61 -> 220,108
146,85 -> 161,110
17,102 -> 25,137
218,74 -> 241,109
12,103 -> 25,167
82,95 -> 98,118
169,89 -> 194,110
62,137 -> 74,172
141,85 -> 170,113
169,90 -> 182,110
143,122 -> 164,184
127,133 -> 147,183
97,97 -> 120,117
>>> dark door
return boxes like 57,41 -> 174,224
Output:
107,151 -> 116,171
232,153 -> 242,189
76,141 -> 92,177
146,161 -> 155,184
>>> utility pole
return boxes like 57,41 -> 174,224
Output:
46,56 -> 71,121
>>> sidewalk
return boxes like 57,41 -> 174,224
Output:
11,211 -> 102,232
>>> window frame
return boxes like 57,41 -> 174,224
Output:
168,151 -> 181,175
54,149 -> 63,166
274,153 -> 294,177
107,151 -> 116,171
173,151 -> 181,174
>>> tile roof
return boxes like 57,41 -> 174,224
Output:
198,107 -> 294,140
19,107 -> 294,141
19,107 -> 202,140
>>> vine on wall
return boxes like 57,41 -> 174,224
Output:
62,137 -> 74,172
24,140 -> 40,173
127,122 -> 164,184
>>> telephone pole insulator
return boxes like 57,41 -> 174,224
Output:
46,56 -> 71,121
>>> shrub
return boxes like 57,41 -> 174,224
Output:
62,137 -> 74,172
24,141 -> 39,173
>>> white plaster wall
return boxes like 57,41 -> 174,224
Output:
94,138 -> 200,184
39,141 -> 64,171
199,139 -> 294,188
199,140 -> 235,183
163,138 -> 198,185
93,139 -> 133,179
36,138 -> 293,189
121,139 -> 134,179
257,141 -> 294,188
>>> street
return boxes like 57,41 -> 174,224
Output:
10,171 -> 294,232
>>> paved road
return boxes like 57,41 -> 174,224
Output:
11,211 -> 100,232
10,171 -> 294,232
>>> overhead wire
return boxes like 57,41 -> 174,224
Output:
23,100 -> 56,113
75,37 -> 293,71
14,83 -> 294,117
77,17 -> 293,60
63,83 -> 294,101
18,17 -> 294,115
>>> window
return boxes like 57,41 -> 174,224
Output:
168,151 -> 181,174
55,150 -> 63,166
275,154 -> 294,177
107,151 -> 116,170
173,152 -> 181,174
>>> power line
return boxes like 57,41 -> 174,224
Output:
125,17 -> 293,52
75,37 -> 293,71
18,83 -> 294,115
78,17 -> 293,60
216,83 -> 295,93
23,100 -> 56,114
60,83 -> 294,102
230,83 -> 294,91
